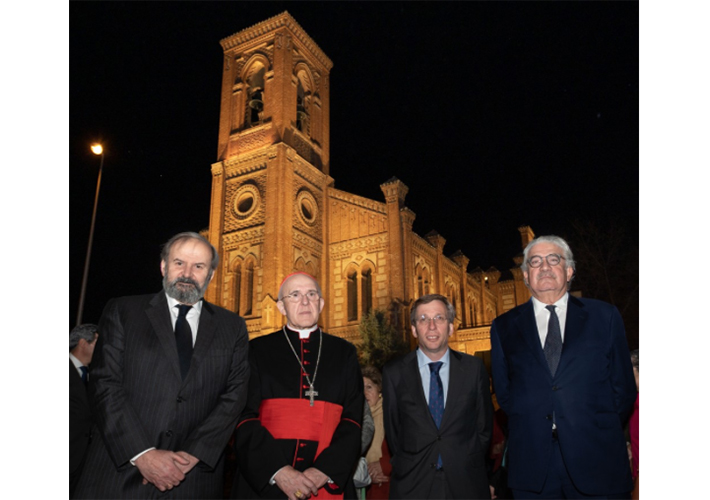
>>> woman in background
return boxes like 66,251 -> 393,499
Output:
362,366 -> 391,500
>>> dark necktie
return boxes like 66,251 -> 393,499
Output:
175,304 -> 193,380
544,305 -> 563,376
79,365 -> 89,385
429,361 -> 444,469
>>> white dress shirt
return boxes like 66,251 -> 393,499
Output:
70,352 -> 85,377
532,293 -> 569,347
166,293 -> 203,346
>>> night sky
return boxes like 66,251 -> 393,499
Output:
70,1 -> 639,327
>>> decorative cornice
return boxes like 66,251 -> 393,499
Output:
293,228 -> 323,250
294,158 -> 327,191
329,236 -> 388,260
223,227 -> 265,248
329,189 -> 387,214
220,11 -> 333,71
455,326 -> 491,342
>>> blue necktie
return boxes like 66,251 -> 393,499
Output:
175,304 -> 193,380
544,305 -> 562,376
79,365 -> 89,385
429,361 -> 444,469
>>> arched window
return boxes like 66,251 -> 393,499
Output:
347,270 -> 358,322
245,63 -> 266,128
295,67 -> 313,136
345,262 -> 376,322
241,260 -> 254,316
231,262 -> 242,314
415,265 -> 431,298
361,267 -> 373,316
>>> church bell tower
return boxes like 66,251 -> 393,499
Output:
205,12 -> 333,337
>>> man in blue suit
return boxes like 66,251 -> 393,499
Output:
491,235 -> 636,499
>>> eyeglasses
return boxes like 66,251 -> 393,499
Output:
280,290 -> 321,303
415,315 -> 448,327
527,253 -> 566,268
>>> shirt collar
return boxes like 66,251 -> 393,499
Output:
69,352 -> 83,371
416,346 -> 451,368
531,293 -> 569,315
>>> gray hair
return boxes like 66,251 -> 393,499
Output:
521,234 -> 576,273
410,294 -> 456,325
70,324 -> 98,351
630,349 -> 639,371
160,232 -> 219,272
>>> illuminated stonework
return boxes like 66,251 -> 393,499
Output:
204,12 -> 533,358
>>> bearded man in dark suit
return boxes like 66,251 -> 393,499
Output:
75,232 -> 250,499
491,235 -> 637,499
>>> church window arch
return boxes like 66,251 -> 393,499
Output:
415,264 -> 431,298
295,65 -> 314,136
347,267 -> 358,322
361,262 -> 374,317
240,257 -> 257,316
243,59 -> 267,128
345,261 -> 376,323
467,296 -> 476,327
229,258 -> 243,314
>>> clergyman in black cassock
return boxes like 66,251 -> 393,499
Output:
232,272 -> 363,500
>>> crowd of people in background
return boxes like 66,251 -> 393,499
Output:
70,232 -> 638,499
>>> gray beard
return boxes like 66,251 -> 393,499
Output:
163,276 -> 206,305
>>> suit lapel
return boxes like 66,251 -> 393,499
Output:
190,300 -> 216,377
440,349 -> 463,431
556,295 -> 588,376
402,351 -> 438,431
514,300 -> 550,375
145,293 -> 183,381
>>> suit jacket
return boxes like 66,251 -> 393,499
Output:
490,295 -> 637,495
74,292 -> 250,499
70,360 -> 92,497
382,349 -> 493,499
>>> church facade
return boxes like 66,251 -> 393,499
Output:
203,12 -> 533,354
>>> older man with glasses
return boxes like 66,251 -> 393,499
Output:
382,294 -> 493,499
491,235 -> 637,499
231,272 -> 364,500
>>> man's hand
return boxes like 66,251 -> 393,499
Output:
302,468 -> 330,492
174,451 -> 199,475
135,449 -> 188,491
273,465 -> 319,500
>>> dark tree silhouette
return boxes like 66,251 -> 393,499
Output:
568,219 -> 639,349
358,309 -> 410,371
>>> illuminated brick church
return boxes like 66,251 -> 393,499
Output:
203,12 -> 533,354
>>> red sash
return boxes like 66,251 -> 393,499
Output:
259,398 -> 345,499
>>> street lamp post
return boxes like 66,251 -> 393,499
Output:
76,143 -> 104,326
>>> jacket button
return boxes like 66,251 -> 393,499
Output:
165,430 -> 173,437
546,415 -> 552,420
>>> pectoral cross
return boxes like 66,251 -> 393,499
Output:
305,384 -> 318,406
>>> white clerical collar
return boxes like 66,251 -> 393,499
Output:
287,325 -> 319,339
